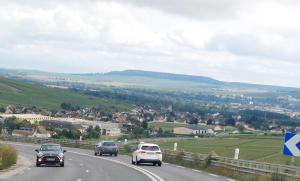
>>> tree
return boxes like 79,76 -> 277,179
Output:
207,119 -> 213,125
157,127 -> 163,137
94,125 -> 101,138
189,118 -> 198,125
132,127 -> 145,138
61,103 -> 72,110
141,120 -> 148,129
0,122 -> 3,134
4,116 -> 33,133
0,107 -> 5,113
225,118 -> 236,126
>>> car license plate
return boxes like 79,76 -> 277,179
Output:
147,152 -> 155,155
46,158 -> 55,161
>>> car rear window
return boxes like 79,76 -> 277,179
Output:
141,146 -> 159,151
103,142 -> 116,146
40,145 -> 61,151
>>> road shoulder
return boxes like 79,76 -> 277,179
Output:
0,155 -> 32,179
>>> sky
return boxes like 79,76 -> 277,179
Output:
1,0 -> 300,87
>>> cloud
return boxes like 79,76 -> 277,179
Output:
206,31 -> 300,62
0,0 -> 300,87
106,0 -> 243,20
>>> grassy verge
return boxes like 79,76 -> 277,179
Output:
0,144 -> 17,170
163,151 -> 297,181
154,136 -> 299,166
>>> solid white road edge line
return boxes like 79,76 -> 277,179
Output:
4,142 -> 164,181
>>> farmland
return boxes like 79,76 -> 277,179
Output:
149,122 -> 237,132
0,77 -> 131,112
155,135 -> 300,166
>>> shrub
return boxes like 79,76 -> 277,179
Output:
0,144 -> 17,170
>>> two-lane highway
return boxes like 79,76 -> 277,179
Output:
3,142 -> 233,181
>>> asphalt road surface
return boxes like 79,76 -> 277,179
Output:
2,142 -> 234,181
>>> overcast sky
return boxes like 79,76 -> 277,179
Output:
1,0 -> 300,87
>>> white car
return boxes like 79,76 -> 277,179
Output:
132,143 -> 162,166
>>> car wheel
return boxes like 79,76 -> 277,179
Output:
136,157 -> 140,165
99,152 -> 103,156
94,152 -> 97,156
158,162 -> 162,167
153,162 -> 156,166
114,153 -> 118,157
131,157 -> 135,165
60,162 -> 64,167
36,162 -> 40,167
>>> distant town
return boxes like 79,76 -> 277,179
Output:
1,102 -> 299,141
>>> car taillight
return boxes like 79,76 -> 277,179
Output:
156,152 -> 162,154
138,151 -> 146,154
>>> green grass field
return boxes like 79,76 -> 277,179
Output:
155,136 -> 300,166
149,122 -> 187,131
149,122 -> 237,132
0,77 -> 132,112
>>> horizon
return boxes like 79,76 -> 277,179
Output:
1,66 -> 300,89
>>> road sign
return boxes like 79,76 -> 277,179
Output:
283,132 -> 300,157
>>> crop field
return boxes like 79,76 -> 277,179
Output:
149,122 -> 237,132
149,122 -> 187,131
0,77 -> 131,112
155,136 -> 300,166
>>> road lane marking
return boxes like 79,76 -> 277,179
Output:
76,179 -> 82,181
192,169 -> 201,173
80,163 -> 84,166
226,179 -> 236,181
4,142 -> 165,181
86,170 -> 89,173
68,151 -> 165,181
209,173 -> 219,177
176,166 -> 185,169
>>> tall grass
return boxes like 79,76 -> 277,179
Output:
0,144 -> 17,170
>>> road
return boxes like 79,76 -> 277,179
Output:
2,142 -> 234,181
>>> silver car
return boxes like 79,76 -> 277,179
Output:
94,141 -> 118,156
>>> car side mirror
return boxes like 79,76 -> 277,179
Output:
35,149 -> 39,153
63,150 -> 67,153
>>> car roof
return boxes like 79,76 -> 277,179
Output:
139,143 -> 159,147
41,143 -> 61,146
97,141 -> 115,144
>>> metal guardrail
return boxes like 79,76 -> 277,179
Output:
0,135 -> 98,150
1,135 -> 299,179
163,149 -> 300,179
212,156 -> 300,178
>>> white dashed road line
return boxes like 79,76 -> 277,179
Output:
209,174 -> 219,177
68,151 -> 165,181
192,169 -> 202,173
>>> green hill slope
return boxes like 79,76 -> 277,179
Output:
0,77 -> 131,112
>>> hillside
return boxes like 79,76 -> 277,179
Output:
0,77 -> 131,112
1,68 -> 300,93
